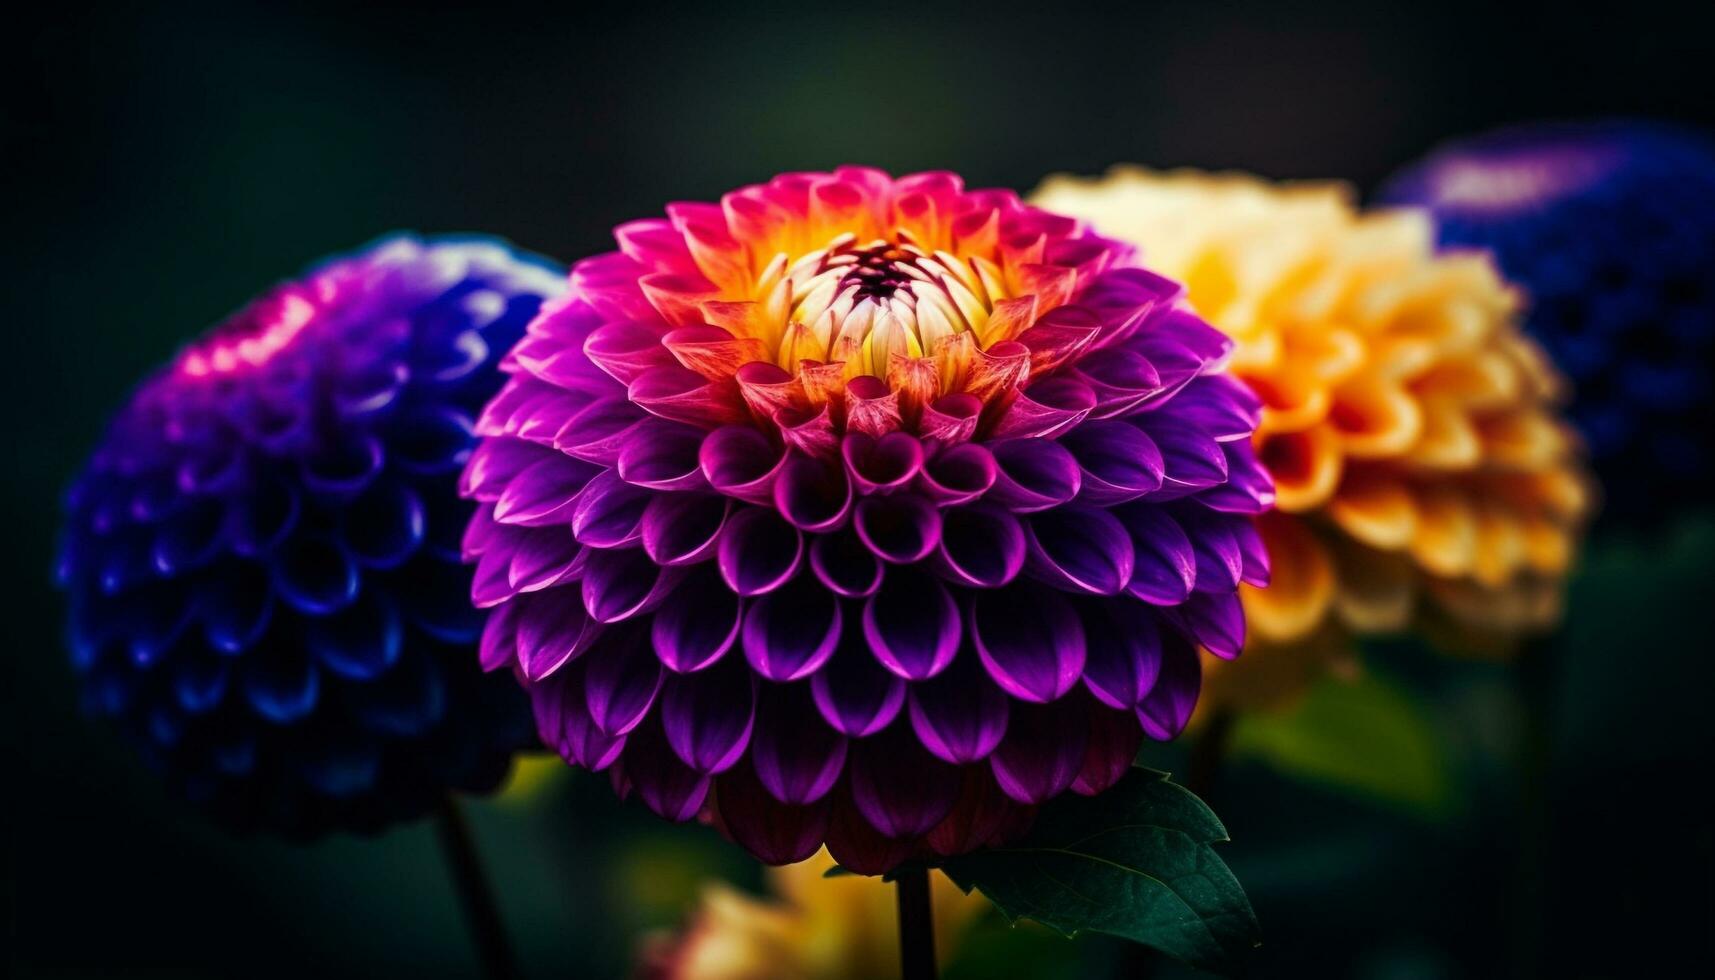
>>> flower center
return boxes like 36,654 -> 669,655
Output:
770,232 -> 1005,382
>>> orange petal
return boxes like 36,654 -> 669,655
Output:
1241,513 -> 1336,643
1328,380 -> 1423,458
1259,426 -> 1344,512
1407,485 -> 1477,577
1327,467 -> 1417,550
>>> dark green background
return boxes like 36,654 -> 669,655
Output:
12,2 -> 1714,977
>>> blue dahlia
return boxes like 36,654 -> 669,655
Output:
57,236 -> 562,836
1381,120 -> 1715,520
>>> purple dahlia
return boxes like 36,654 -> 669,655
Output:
58,236 -> 562,836
462,169 -> 1274,872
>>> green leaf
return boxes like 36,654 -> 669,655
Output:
1229,669 -> 1456,818
939,767 -> 1259,976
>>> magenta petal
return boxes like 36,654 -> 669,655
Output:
581,547 -> 679,623
700,425 -> 788,505
570,470 -> 650,548
659,655 -> 756,774
553,398 -> 649,467
907,652 -> 1011,764
917,442 -> 997,506
1073,348 -> 1164,418
628,366 -> 746,428
1077,598 -> 1164,709
492,453 -> 602,527
971,582 -> 1086,702
919,393 -> 982,444
986,439 -> 1082,513
863,567 -> 961,681
717,507 -> 804,596
461,437 -> 559,503
1023,506 -> 1136,595
618,711 -> 711,822
582,320 -> 676,385
515,588 -> 601,682
772,455 -> 853,532
852,494 -> 942,564
1136,630 -> 1202,740
715,761 -> 831,865
742,574 -> 842,681
847,723 -> 961,837
749,682 -> 849,805
650,565 -> 741,673
989,696 -> 1089,805
1060,419 -> 1165,505
810,637 -> 907,736
640,492 -> 729,566
840,432 -> 924,495
1115,504 -> 1197,606
582,623 -> 664,736
935,505 -> 1025,589
1168,589 -> 1246,660
616,419 -> 709,491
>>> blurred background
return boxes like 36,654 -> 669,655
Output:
11,1 -> 1713,976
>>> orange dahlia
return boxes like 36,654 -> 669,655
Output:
1033,169 -> 1593,706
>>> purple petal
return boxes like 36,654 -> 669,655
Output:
700,425 -> 788,504
847,723 -> 961,837
841,432 -> 925,495
640,492 -> 729,566
616,419 -> 709,491
1169,374 -> 1262,443
507,525 -> 584,594
989,375 -> 1097,439
1114,505 -> 1197,606
935,505 -> 1025,589
659,655 -> 756,774
582,320 -> 676,385
650,565 -> 742,673
617,711 -> 711,822
1072,704 -> 1144,797
1198,441 -> 1277,515
1167,589 -> 1246,660
570,470 -> 651,548
825,785 -> 917,875
553,397 -> 649,466
917,442 -> 997,506
492,453 -> 602,527
1133,418 -> 1228,492
581,547 -> 680,623
1136,629 -> 1202,740
1173,505 -> 1244,594
863,567 -> 961,681
852,494 -> 942,564
478,600 -> 520,673
1024,506 -> 1136,595
808,527 -> 885,598
989,696 -> 1089,805
516,587 -> 601,681
749,682 -> 849,805
907,652 -> 1011,764
986,439 -> 1081,513
715,761 -> 831,865
742,574 -> 842,681
1073,348 -> 1164,418
810,637 -> 907,737
532,663 -> 627,770
1076,597 -> 1164,709
772,455 -> 853,532
582,623 -> 664,736
717,507 -> 804,596
971,582 -> 1086,702
1060,419 -> 1165,505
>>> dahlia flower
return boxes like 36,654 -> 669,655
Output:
1033,169 -> 1591,705
641,848 -> 986,980
1382,121 -> 1715,521
462,167 -> 1271,871
58,236 -> 560,835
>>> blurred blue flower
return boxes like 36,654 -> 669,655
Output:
57,236 -> 561,835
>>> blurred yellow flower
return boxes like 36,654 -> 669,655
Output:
1033,168 -> 1593,709
640,849 -> 988,980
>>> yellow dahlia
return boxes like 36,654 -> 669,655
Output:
640,847 -> 986,980
1032,168 -> 1593,706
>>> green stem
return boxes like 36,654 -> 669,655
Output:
895,866 -> 937,980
